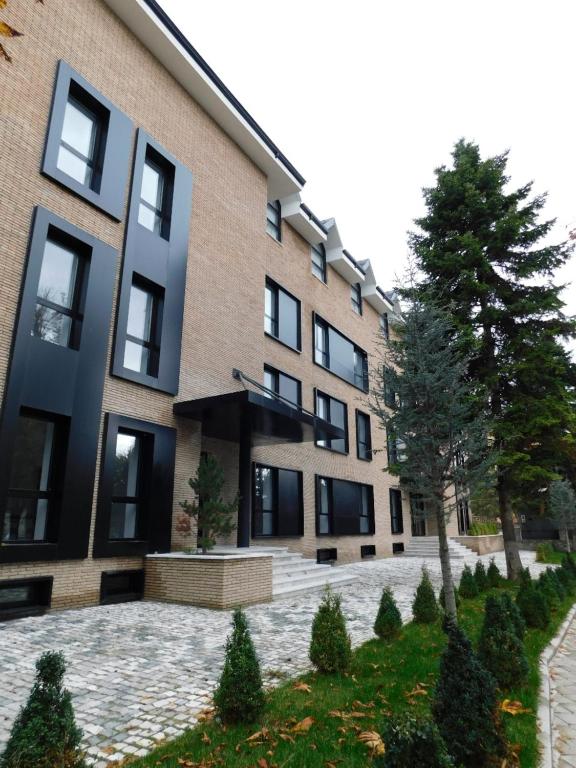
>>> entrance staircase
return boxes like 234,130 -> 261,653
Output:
401,536 -> 478,564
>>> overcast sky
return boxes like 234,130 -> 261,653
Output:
161,0 -> 575,353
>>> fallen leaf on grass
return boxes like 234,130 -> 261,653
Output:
278,733 -> 295,743
246,727 -> 270,742
292,681 -> 312,693
257,759 -> 269,768
291,716 -> 315,733
358,730 -> 385,757
500,699 -> 531,716
201,733 -> 211,745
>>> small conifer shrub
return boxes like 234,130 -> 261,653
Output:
433,620 -> 505,768
562,553 -> 576,583
500,592 -> 526,641
516,581 -> 550,630
557,565 -> 575,594
214,608 -> 265,724
412,568 -> 440,624
458,564 -> 479,599
548,567 -> 567,600
0,651 -> 86,768
474,560 -> 489,592
478,595 -> 529,689
439,584 -> 460,612
309,587 -> 352,673
537,572 -> 560,609
374,587 -> 402,639
519,567 -> 533,587
375,715 -> 455,768
487,558 -> 502,588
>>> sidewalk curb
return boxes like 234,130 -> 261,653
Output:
538,603 -> 576,768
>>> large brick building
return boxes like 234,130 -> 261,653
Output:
0,0 -> 467,617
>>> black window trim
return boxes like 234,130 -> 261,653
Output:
0,576 -> 54,621
355,409 -> 373,462
263,364 -> 302,408
264,277 -> 302,353
266,199 -> 282,242
314,388 -> 349,455
311,242 -> 327,283
252,462 -> 304,539
390,487 -> 404,535
312,312 -> 369,393
124,276 -> 164,380
138,145 -> 175,241
315,474 -> 375,537
351,282 -> 363,315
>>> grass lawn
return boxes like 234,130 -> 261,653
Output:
128,585 -> 574,768
536,549 -> 566,565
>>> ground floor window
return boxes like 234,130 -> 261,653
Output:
410,493 -> 427,536
109,431 -> 148,540
316,476 -> 374,536
0,577 -> 53,620
253,464 -> 303,537
389,488 -> 404,534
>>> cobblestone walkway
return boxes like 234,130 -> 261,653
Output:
550,612 -> 576,767
0,551 -> 544,765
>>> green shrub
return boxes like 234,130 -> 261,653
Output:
487,558 -> 502,588
309,588 -> 352,674
547,568 -> 567,600
375,715 -> 455,768
458,564 -> 479,599
516,582 -> 550,630
562,553 -> 576,581
374,587 -> 402,640
474,560 -> 489,592
478,595 -> 529,689
557,566 -> 575,594
412,568 -> 440,624
439,584 -> 460,612
500,592 -> 526,641
537,572 -> 560,609
0,651 -> 86,768
214,608 -> 265,724
519,567 -> 533,587
468,521 -> 499,536
433,620 -> 505,768
536,542 -> 555,563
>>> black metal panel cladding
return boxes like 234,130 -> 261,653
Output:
42,60 -> 133,220
112,129 -> 193,395
93,414 -> 176,558
0,207 -> 116,563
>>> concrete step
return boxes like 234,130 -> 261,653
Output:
272,559 -> 327,575
273,572 -> 357,599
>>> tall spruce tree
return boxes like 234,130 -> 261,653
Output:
371,296 -> 491,619
411,139 -> 576,579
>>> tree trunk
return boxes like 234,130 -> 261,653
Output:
436,499 -> 457,621
497,475 -> 523,580
564,526 -> 571,554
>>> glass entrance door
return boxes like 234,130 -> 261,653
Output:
410,494 -> 427,537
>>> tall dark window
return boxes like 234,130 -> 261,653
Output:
33,234 -> 86,349
138,148 -> 173,239
311,242 -> 327,282
266,199 -> 282,241
351,282 -> 362,314
387,432 -> 406,465
109,431 -> 146,540
123,279 -> 163,377
313,315 -> 368,391
356,410 -> 372,460
380,312 -> 390,339
253,464 -> 303,537
264,278 -> 301,350
315,391 -> 348,453
390,488 -> 404,534
56,85 -> 105,190
263,365 -> 301,407
316,476 -> 374,536
3,413 -> 65,544
383,367 -> 398,408
410,493 -> 427,536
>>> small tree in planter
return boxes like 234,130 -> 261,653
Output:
458,564 -> 479,599
310,587 -> 352,674
412,568 -> 439,624
180,454 -> 237,553
549,478 -> 576,553
214,608 -> 265,724
487,557 -> 502,588
1,651 -> 86,768
478,595 -> 528,689
375,715 -> 455,768
374,587 -> 402,639
473,560 -> 488,592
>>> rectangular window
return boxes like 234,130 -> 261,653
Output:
57,85 -> 106,191
32,232 -> 86,349
314,315 -> 368,391
109,431 -> 146,540
380,312 -> 390,339
253,464 -> 303,537
123,279 -> 163,377
390,488 -> 404,534
356,410 -> 372,461
384,367 -> 398,408
263,365 -> 301,407
387,432 -> 406,465
266,199 -> 282,241
410,494 -> 427,536
351,282 -> 362,314
3,413 -> 65,544
311,242 -> 327,282
316,476 -> 374,536
137,148 -> 174,239
100,569 -> 144,605
315,391 -> 348,453
264,278 -> 301,351
0,577 -> 53,621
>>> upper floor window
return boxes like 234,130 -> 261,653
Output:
315,391 -> 348,454
351,282 -> 362,314
390,488 -> 404,534
138,148 -> 174,239
313,315 -> 368,391
109,431 -> 146,540
380,312 -> 390,339
387,432 -> 406,465
266,199 -> 282,241
33,234 -> 86,350
311,242 -> 327,282
263,365 -> 301,407
264,278 -> 301,351
57,87 -> 105,191
124,279 -> 163,377
383,367 -> 399,408
356,410 -> 372,461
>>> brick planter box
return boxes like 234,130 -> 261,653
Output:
454,533 -> 504,556
144,551 -> 273,609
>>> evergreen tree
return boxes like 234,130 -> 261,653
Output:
547,567 -> 567,601
371,294 -> 491,620
538,571 -> 560,609
180,454 -> 237,553
213,608 -> 265,724
549,479 -> 576,552
309,588 -> 352,674
0,651 -> 86,768
500,592 -> 526,641
487,557 -> 502,588
412,568 -> 440,624
433,620 -> 505,767
411,139 -> 576,580
374,587 -> 402,639
516,581 -> 550,629
375,715 -> 455,768
474,560 -> 489,592
458,564 -> 479,599
478,595 -> 528,689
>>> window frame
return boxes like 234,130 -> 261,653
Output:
263,364 -> 302,408
389,488 -> 404,535
314,389 -> 349,454
380,312 -> 390,339
0,576 -> 54,621
312,313 -> 369,392
311,242 -> 327,283
351,282 -> 363,315
252,463 -> 303,538
123,277 -> 164,379
264,277 -> 302,352
137,146 -> 175,240
108,430 -> 150,542
355,409 -> 372,461
266,199 -> 282,242
315,475 -> 375,537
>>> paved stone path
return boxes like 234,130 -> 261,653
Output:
0,551 -> 545,766
550,611 -> 576,767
